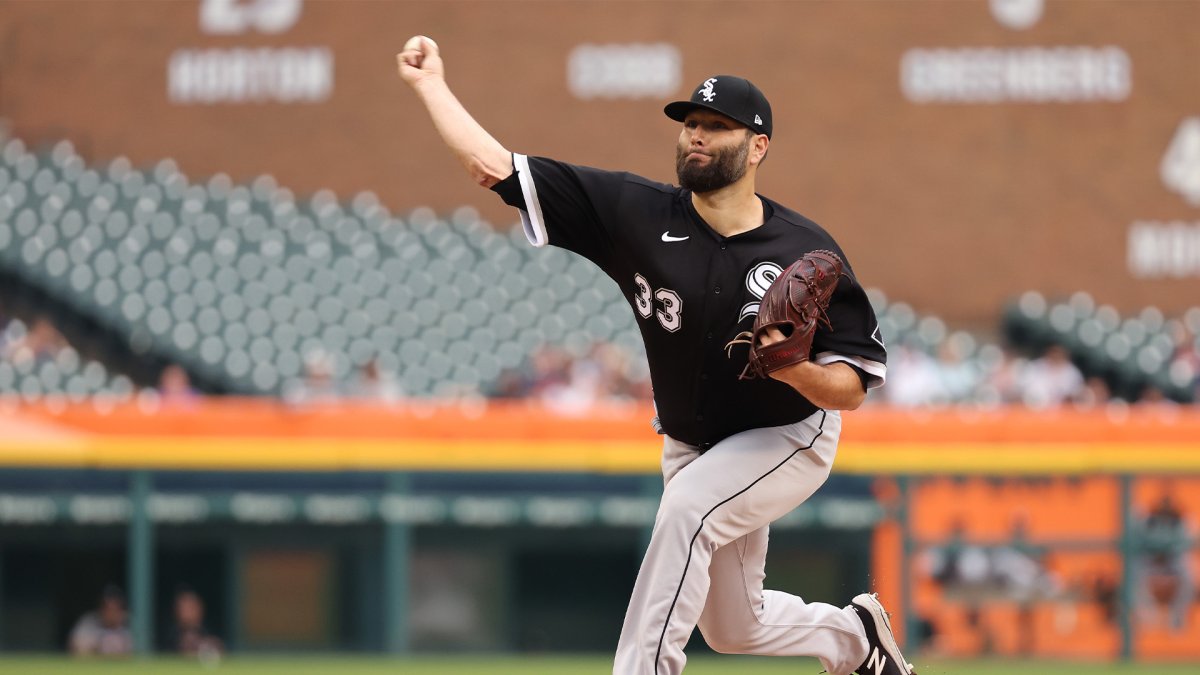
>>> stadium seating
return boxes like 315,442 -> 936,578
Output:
0,137 -> 652,398
10,134 -> 1188,405
1003,291 -> 1199,402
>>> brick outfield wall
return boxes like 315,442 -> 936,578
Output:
2,0 -> 1198,325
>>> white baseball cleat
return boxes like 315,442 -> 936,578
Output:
850,593 -> 916,675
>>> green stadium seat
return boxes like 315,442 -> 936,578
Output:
440,312 -> 468,341
249,333 -> 274,365
294,306 -> 321,336
15,154 -> 38,182
19,373 -> 44,400
275,348 -> 302,378
219,294 -> 245,323
267,294 -> 296,324
528,288 -> 555,312
121,292 -> 146,322
271,322 -> 300,352
92,277 -> 119,309
343,309 -> 370,338
172,321 -> 198,351
369,324 -> 397,353
32,168 -> 55,196
225,349 -> 251,378
314,296 -> 343,325
80,361 -> 107,388
310,267 -> 337,296
224,321 -> 251,351
146,306 -> 172,337
213,267 -> 240,295
516,327 -> 546,352
243,281 -> 270,312
2,138 -> 27,164
195,306 -> 221,335
198,335 -> 225,366
252,362 -> 279,391
584,315 -> 615,341
246,305 -> 272,336
363,297 -> 391,326
105,156 -> 132,183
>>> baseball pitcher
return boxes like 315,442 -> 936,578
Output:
398,35 -> 914,675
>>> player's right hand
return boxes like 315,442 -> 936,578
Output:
397,35 -> 444,88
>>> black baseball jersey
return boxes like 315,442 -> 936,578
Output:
491,154 -> 886,447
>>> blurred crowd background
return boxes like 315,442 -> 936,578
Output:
1,0 -> 1198,664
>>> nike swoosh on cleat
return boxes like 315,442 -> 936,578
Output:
661,232 -> 689,242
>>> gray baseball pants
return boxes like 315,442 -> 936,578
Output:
613,409 -> 869,675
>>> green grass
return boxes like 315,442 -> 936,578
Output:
2,655 -> 1198,675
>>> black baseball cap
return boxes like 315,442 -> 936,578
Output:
664,75 -> 773,139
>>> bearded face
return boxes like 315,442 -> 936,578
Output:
675,131 -> 752,193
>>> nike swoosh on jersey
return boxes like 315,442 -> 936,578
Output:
661,232 -> 689,242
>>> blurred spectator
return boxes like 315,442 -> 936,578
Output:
981,346 -> 1028,405
1074,376 -> 1113,409
1137,493 -> 1194,631
881,343 -> 943,407
527,346 -> 571,398
169,587 -> 223,658
2,316 -> 67,366
68,584 -> 133,657
157,364 -> 198,406
1091,573 -> 1120,626
1137,384 -> 1177,409
288,349 -> 340,404
1167,319 -> 1200,385
348,358 -> 403,402
926,516 -> 1059,656
487,343 -> 652,407
934,339 -> 980,403
25,316 -> 68,360
1017,345 -> 1085,408
927,520 -> 990,588
488,367 -> 532,399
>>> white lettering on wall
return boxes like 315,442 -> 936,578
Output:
200,0 -> 303,35
989,0 -> 1044,30
168,47 -> 333,104
1128,221 -> 1200,278
1161,117 -> 1200,207
901,46 -> 1131,103
568,43 -> 681,100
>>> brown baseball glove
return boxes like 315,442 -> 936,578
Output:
726,250 -> 846,379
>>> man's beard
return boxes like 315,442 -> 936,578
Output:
675,135 -> 751,193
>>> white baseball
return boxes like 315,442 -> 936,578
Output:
404,35 -> 436,52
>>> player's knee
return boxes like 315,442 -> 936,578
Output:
699,623 -> 754,655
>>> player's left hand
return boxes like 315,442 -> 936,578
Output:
757,327 -> 786,348
757,327 -> 796,382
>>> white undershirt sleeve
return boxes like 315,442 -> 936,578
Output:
513,153 -> 549,248
812,351 -> 887,389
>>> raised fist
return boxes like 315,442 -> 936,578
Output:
397,35 -> 444,87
